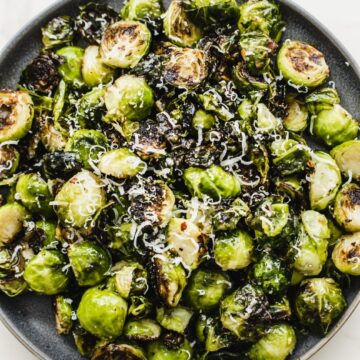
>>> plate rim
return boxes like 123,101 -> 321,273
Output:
0,0 -> 359,359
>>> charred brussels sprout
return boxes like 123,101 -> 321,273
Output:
100,21 -> 151,68
232,62 -> 268,92
68,241 -> 111,287
283,96 -> 308,132
77,287 -> 128,339
0,90 -> 34,142
147,339 -> 193,360
214,229 -> 254,271
156,306 -> 193,334
248,323 -> 296,360
92,343 -> 146,360
184,268 -> 231,312
122,0 -> 163,21
54,295 -> 73,335
0,145 -> 19,180
16,173 -> 53,215
164,0 -> 202,47
333,183 -> 360,232
39,118 -> 68,152
277,40 -> 329,88
331,140 -> 360,181
42,16 -> 75,49
295,278 -> 347,334
24,249 -> 69,295
105,75 -> 154,122
42,152 -> 82,180
54,170 -> 106,228
98,148 -> 146,179
308,151 -> 341,211
124,318 -> 161,341
128,295 -> 152,318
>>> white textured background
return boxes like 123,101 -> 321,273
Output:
0,0 -> 360,359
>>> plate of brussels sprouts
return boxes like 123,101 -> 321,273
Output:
0,0 -> 360,359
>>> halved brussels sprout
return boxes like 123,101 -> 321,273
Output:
163,46 -> 208,89
54,295 -> 73,335
24,249 -> 69,295
151,253 -> 187,307
0,277 -> 27,298
100,21 -> 151,68
305,87 -> 340,115
313,104 -> 358,147
256,103 -> 281,133
147,338 -> 193,360
121,0 -> 163,21
192,109 -> 216,130
232,62 -> 268,93
0,90 -> 34,142
0,203 -> 28,246
77,287 -> 128,340
156,306 -> 193,334
163,0 -> 202,47
16,173 -> 53,215
68,241 -> 111,287
54,170 -> 106,228
82,46 -> 115,87
275,176 -> 304,204
0,145 -> 19,180
269,297 -> 292,321
35,220 -> 57,247
42,152 -> 82,180
98,148 -> 146,179
333,183 -> 360,232
184,268 -> 231,312
124,318 -> 161,341
331,140 -> 360,181
105,75 -> 154,122
39,118 -> 68,152
214,229 -> 254,271
295,278 -> 347,334
308,151 -> 342,211
283,96 -> 308,132
42,16 -> 74,49
128,295 -> 152,318
248,323 -> 297,360
277,40 -> 329,88
92,343 -> 146,360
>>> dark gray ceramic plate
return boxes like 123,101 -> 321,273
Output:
0,0 -> 360,359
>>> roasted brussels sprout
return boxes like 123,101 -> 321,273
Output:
333,183 -> 360,232
54,170 -> 106,228
98,148 -> 146,179
232,62 -> 268,93
305,87 -> 340,114
100,21 -> 151,68
0,145 -> 19,180
105,75 -> 154,122
124,318 -> 161,341
16,173 -> 53,215
24,249 -> 69,295
331,140 -> 360,181
0,276 -> 28,298
283,96 -> 308,132
68,241 -> 111,287
128,295 -> 152,318
42,151 -> 82,180
214,229 -> 254,271
248,323 -> 296,360
256,103 -> 281,133
77,287 -> 128,339
35,219 -> 57,247
156,306 -> 193,334
184,268 -> 231,312
122,0 -> 163,21
295,278 -> 347,334
54,295 -> 73,335
92,343 -> 147,360
192,109 -> 216,130
0,90 -> 34,142
308,151 -> 341,211
277,40 -> 329,88
164,0 -> 202,47
42,16 -> 75,49
147,338 -> 193,360
39,117 -> 68,152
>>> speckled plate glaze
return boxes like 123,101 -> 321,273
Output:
0,0 -> 359,359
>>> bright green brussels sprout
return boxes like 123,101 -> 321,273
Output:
56,46 -> 85,88
121,0 -> 163,21
16,173 -> 53,215
164,0 -> 202,47
35,220 -> 57,247
82,46 -> 115,87
156,306 -> 193,334
198,89 -> 233,122
305,87 -> 340,115
54,295 -> 73,335
100,21 -> 151,68
92,343 -> 147,360
166,217 -> 208,270
152,253 -> 187,307
253,254 -> 290,296
24,249 -> 69,295
248,323 -> 296,360
333,183 -> 360,232
232,62 -> 268,93
184,268 -> 231,312
332,232 -> 360,276
54,170 -> 106,228
128,295 -> 152,318
295,278 -> 347,334
0,145 -> 19,180
331,140 -> 360,181
98,148 -> 146,179
105,75 -> 154,122
220,284 -> 270,340
277,40 -> 329,88
309,151 -> 342,211
192,109 -> 216,130
256,103 -> 281,133
0,203 -> 28,246
124,318 -> 161,341
68,241 -> 111,287
65,129 -> 108,170
41,16 -> 74,49
77,287 -> 128,339
0,90 -> 34,142
283,96 -> 308,132
313,104 -> 358,147
147,338 -> 193,360
214,229 -> 254,271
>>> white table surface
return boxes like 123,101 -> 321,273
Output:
1,0 -> 360,359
